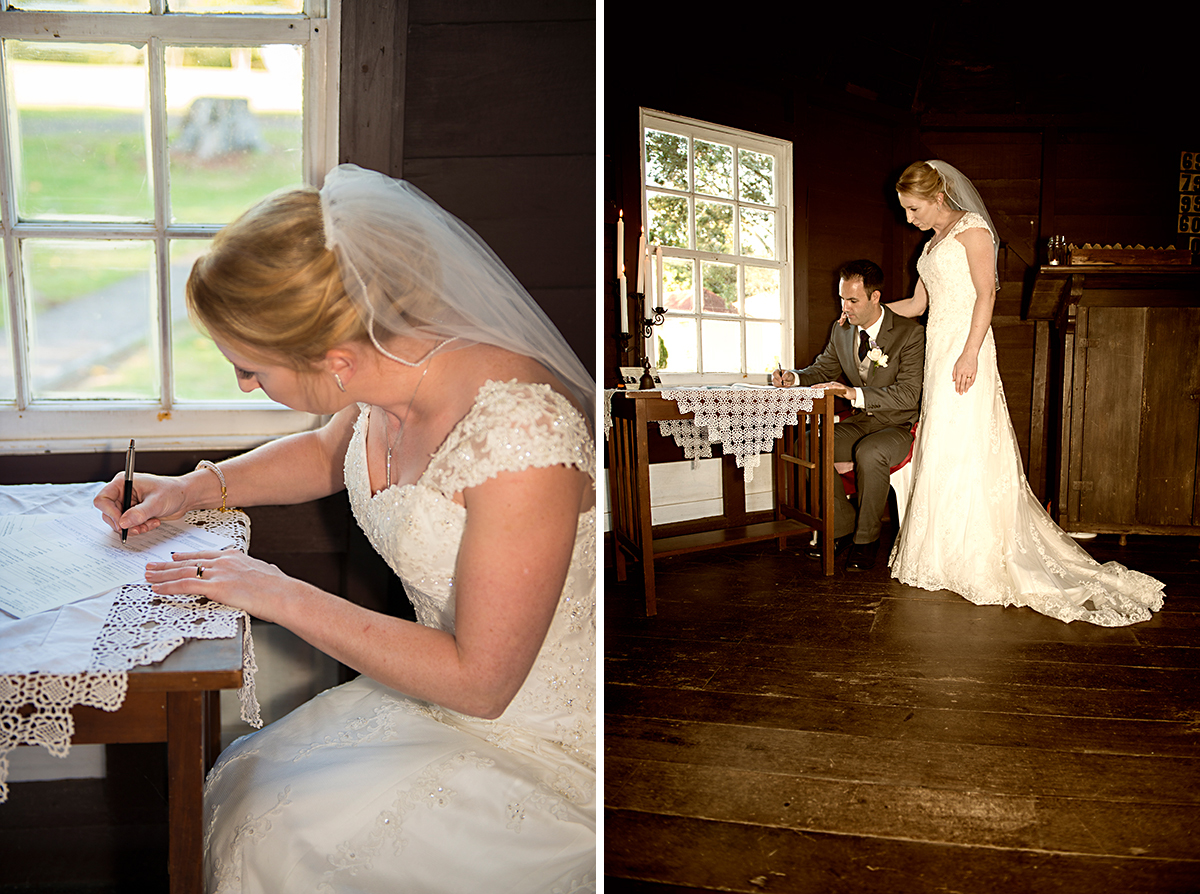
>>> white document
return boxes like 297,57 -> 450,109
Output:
0,511 -> 234,619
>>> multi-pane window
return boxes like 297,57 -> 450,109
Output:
0,0 -> 338,452
641,109 -> 791,383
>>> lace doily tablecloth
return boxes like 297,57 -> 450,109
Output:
0,483 -> 261,803
605,387 -> 825,482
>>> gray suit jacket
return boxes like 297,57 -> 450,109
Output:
790,305 -> 924,429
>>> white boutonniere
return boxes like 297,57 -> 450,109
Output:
867,341 -> 889,369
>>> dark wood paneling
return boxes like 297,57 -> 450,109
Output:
338,0 -> 405,174
402,19 -> 592,159
340,1 -> 595,378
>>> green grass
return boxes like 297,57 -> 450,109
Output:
18,108 -> 301,223
63,329 -> 271,402
15,108 -> 301,399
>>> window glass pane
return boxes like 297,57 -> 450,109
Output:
701,261 -> 737,315
656,317 -> 696,374
661,258 -> 694,312
694,140 -> 732,198
12,0 -> 148,11
171,0 -> 304,12
0,251 -> 12,401
744,267 -> 781,319
696,200 -> 733,254
26,240 -> 158,399
701,319 -> 741,373
170,240 -> 272,402
9,42 -> 152,221
167,45 -> 304,224
647,192 -> 689,249
739,148 -> 775,205
746,321 -> 783,377
644,129 -> 689,191
740,207 -> 775,259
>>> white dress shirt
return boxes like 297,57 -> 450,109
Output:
850,311 -> 885,408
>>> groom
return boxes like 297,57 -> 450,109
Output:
773,260 -> 924,571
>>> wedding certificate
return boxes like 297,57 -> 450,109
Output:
0,512 -> 234,619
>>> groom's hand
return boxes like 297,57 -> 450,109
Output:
813,381 -> 853,399
772,369 -> 796,387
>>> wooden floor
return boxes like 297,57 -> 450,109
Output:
605,527 -> 1200,893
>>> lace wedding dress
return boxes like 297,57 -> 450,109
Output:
889,213 -> 1165,626
203,380 -> 596,893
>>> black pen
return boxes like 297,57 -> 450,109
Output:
121,438 -> 135,543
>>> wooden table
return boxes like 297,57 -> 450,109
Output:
607,389 -> 835,615
67,621 -> 245,894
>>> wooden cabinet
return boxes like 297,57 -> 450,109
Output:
1027,266 -> 1200,537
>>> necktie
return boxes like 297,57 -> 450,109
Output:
859,329 -> 870,362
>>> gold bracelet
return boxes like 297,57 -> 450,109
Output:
196,460 -> 235,511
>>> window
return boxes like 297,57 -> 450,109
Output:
641,109 -> 792,384
0,0 -> 339,452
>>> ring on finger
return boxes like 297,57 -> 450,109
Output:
196,565 -> 204,579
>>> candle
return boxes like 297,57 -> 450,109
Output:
616,211 -> 624,283
645,243 -> 654,311
619,264 -> 629,334
636,228 -> 646,294
655,246 -> 664,311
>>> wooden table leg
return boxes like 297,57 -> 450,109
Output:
634,398 -> 657,616
167,690 -> 205,894
203,689 -> 222,772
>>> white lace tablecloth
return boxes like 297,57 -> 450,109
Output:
606,387 -> 825,482
0,482 -> 261,802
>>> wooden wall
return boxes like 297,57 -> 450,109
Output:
341,0 -> 595,374
605,58 -> 1198,499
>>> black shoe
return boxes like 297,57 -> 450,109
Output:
846,539 -> 880,572
808,534 -> 852,561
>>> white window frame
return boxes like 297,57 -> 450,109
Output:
0,0 -> 339,454
640,108 -> 793,385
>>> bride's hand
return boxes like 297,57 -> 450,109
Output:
144,550 -> 299,623
952,352 -> 978,394
94,472 -> 192,538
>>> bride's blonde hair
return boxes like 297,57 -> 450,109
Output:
895,161 -> 944,202
186,188 -> 442,370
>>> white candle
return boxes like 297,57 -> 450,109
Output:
645,244 -> 654,311
655,246 -> 664,311
636,229 -> 646,294
619,264 -> 629,334
616,211 -> 624,283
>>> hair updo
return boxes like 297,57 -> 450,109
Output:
895,161 -> 945,203
186,188 -> 364,370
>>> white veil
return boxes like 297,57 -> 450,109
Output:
926,159 -> 1000,289
319,164 -> 594,429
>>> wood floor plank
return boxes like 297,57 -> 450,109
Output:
604,716 -> 1200,804
605,810 -> 1200,894
605,534 -> 1200,893
605,684 -> 1200,758
605,757 -> 1200,859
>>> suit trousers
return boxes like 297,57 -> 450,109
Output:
832,414 -> 914,543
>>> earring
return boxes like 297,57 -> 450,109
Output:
334,373 -> 346,393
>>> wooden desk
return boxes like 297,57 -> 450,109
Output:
607,389 -> 835,615
68,621 -> 245,894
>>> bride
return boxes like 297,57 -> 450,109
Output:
886,159 -> 1165,627
94,165 -> 596,892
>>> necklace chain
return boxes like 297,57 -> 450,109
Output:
385,365 -> 429,488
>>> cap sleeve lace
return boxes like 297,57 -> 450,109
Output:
423,380 -> 595,498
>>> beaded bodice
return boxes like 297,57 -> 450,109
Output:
344,379 -> 596,764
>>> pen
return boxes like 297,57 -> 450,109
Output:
121,438 -> 135,543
